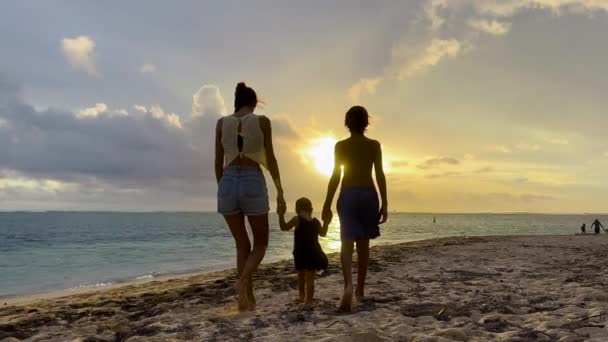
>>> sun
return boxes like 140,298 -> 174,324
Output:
305,137 -> 337,176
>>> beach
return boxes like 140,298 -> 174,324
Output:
2,235 -> 608,342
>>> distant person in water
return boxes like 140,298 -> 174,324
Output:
591,219 -> 604,235
215,82 -> 286,311
278,197 -> 329,307
581,223 -> 586,234
322,105 -> 388,312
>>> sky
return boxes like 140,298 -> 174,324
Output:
1,0 -> 608,213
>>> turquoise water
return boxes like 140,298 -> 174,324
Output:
1,212 -> 605,297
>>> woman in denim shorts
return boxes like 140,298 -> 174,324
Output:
215,82 -> 286,311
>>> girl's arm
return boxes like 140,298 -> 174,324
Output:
318,219 -> 328,237
322,143 -> 342,225
373,140 -> 388,224
214,118 -> 224,183
260,116 -> 286,212
279,215 -> 298,231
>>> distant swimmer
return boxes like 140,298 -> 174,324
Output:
581,223 -> 586,235
433,217 -> 436,224
591,219 -> 604,235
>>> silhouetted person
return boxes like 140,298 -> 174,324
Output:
581,223 -> 586,234
278,197 -> 328,307
591,219 -> 604,235
215,82 -> 286,311
322,106 -> 388,312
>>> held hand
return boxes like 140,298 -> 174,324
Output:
379,205 -> 388,224
322,206 -> 333,226
276,193 -> 287,216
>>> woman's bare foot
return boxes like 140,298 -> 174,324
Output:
234,280 -> 250,312
338,286 -> 353,313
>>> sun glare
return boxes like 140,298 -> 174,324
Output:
305,137 -> 337,176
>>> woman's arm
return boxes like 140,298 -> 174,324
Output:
214,118 -> 224,183
322,143 -> 342,225
373,140 -> 388,224
279,215 -> 298,231
260,116 -> 286,211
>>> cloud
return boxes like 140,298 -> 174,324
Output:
489,145 -> 512,153
348,0 -> 608,100
468,19 -> 512,35
348,77 -> 384,103
426,171 -> 461,178
78,103 -> 108,117
473,0 -> 608,17
133,104 -> 147,113
417,156 -> 460,169
191,85 -> 226,117
520,193 -> 556,202
546,137 -> 569,145
269,115 -> 299,140
391,160 -> 409,168
398,39 -> 463,80
0,78 -> 226,202
515,143 -> 541,152
62,35 -> 98,76
148,105 -> 182,128
140,63 -> 157,73
475,166 -> 495,173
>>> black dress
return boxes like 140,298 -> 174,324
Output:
293,218 -> 328,271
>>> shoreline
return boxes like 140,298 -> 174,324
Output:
0,236 -> 437,304
3,234 -> 608,341
0,234 -> 570,305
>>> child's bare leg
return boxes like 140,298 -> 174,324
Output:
297,271 -> 305,303
247,275 -> 256,310
304,271 -> 315,306
339,241 -> 354,312
355,239 -> 370,302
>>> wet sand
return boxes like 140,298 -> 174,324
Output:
2,235 -> 608,341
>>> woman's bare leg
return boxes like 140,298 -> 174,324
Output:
304,271 -> 315,306
224,213 -> 251,311
239,214 -> 269,310
339,240 -> 355,312
355,239 -> 370,302
297,271 -> 305,303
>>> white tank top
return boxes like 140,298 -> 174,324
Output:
221,113 -> 267,169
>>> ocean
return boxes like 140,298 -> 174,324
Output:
1,212 -> 605,298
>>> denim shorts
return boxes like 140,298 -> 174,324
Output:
217,166 -> 269,216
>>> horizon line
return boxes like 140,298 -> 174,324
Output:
1,210 -> 607,215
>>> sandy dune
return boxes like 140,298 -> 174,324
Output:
2,235 -> 608,341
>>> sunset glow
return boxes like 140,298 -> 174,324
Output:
304,137 -> 337,176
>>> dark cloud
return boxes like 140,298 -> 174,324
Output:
417,156 -> 460,170
0,78 -> 222,201
0,77 -> 304,209
269,115 -> 299,140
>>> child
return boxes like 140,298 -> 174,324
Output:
278,197 -> 329,306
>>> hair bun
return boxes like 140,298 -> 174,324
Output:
236,82 -> 247,91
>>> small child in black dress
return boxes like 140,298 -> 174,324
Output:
278,197 -> 328,306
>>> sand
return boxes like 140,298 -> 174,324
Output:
2,235 -> 608,342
